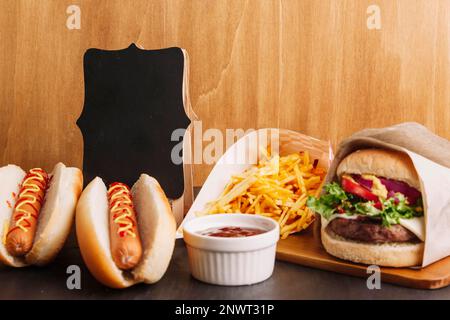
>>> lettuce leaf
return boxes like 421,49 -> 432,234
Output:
306,183 -> 347,219
307,183 -> 423,227
378,194 -> 423,226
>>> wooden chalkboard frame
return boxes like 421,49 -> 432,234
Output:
174,48 -> 197,224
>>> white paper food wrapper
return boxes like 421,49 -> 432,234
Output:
325,122 -> 450,267
177,128 -> 333,238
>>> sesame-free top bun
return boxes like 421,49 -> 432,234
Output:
337,149 -> 420,190
75,174 -> 176,289
0,163 -> 83,267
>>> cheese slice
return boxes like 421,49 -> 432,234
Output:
399,217 -> 425,241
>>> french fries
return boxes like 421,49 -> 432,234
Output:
199,149 -> 327,239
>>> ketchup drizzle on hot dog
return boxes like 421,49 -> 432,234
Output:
107,183 -> 138,238
7,168 -> 49,235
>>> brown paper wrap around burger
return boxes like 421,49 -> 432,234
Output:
316,122 -> 450,267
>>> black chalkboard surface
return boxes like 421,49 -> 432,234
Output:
77,44 -> 191,199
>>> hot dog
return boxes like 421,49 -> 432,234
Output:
6,168 -> 49,256
0,163 -> 82,267
107,182 -> 142,269
76,174 -> 176,288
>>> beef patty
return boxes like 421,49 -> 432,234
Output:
326,217 -> 420,243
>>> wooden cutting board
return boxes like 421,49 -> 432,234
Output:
276,227 -> 450,289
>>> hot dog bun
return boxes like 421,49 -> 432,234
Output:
26,163 -> 83,265
76,174 -> 176,288
0,163 -> 83,267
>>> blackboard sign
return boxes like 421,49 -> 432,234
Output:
77,44 -> 191,199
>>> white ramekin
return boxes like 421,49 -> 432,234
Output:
183,214 -> 279,286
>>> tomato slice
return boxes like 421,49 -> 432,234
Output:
341,176 -> 379,202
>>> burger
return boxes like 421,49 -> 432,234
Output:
307,149 -> 424,267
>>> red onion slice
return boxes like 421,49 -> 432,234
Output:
379,177 -> 421,205
351,174 -> 373,190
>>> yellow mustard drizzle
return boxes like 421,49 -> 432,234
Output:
108,184 -> 136,238
12,169 -> 47,233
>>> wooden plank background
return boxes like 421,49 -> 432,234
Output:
0,0 -> 449,186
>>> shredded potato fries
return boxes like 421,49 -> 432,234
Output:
199,149 -> 327,239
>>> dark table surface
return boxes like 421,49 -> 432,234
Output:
1,239 -> 450,300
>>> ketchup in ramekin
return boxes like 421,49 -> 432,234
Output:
198,226 -> 266,238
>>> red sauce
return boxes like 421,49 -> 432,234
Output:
199,226 -> 266,238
